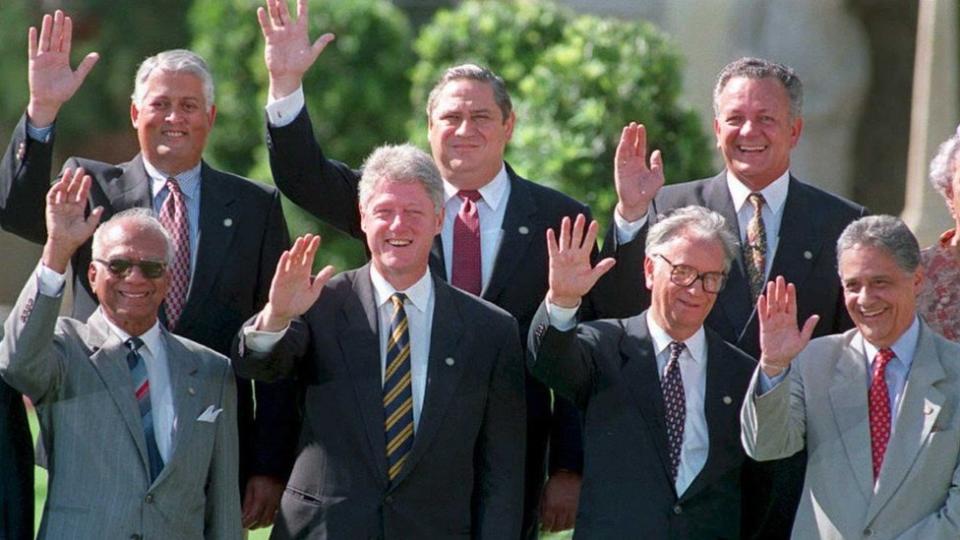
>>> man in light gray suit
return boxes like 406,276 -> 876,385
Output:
0,168 -> 241,538
742,215 -> 960,539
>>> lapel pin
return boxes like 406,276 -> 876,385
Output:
445,357 -> 455,366
722,396 -> 733,405
518,226 -> 529,235
223,218 -> 233,227
803,250 -> 813,260
188,387 -> 196,396
925,407 -> 934,415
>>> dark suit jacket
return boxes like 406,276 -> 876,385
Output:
233,265 -> 526,539
593,171 -> 867,538
528,305 -> 755,539
0,378 -> 32,540
267,107 -> 600,532
0,113 -> 299,483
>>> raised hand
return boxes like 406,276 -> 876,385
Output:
27,10 -> 100,128
41,167 -> 103,273
546,214 -> 616,308
614,122 -> 664,222
260,234 -> 336,331
258,0 -> 335,99
757,276 -> 819,376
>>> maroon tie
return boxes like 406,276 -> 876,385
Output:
451,190 -> 482,296
158,177 -> 190,330
868,347 -> 895,481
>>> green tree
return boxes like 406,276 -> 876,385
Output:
411,0 -> 712,230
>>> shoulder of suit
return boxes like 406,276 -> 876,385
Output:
787,176 -> 867,217
202,163 -> 280,199
439,279 -> 516,325
506,165 -> 590,215
64,156 -> 122,178
706,327 -> 757,370
167,332 -> 230,367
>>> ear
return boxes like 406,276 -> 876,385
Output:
88,261 -> 98,286
503,110 -> 516,142
206,103 -> 217,128
789,116 -> 803,148
435,207 -> 444,235
130,101 -> 140,129
644,255 -> 655,291
912,266 -> 924,296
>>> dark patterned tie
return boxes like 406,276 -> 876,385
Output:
662,341 -> 686,482
126,337 -> 164,482
869,348 -> 895,481
451,190 -> 482,295
744,192 -> 768,300
383,293 -> 414,482
158,177 -> 190,330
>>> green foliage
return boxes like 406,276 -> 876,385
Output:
411,0 -> 712,229
190,0 -> 415,271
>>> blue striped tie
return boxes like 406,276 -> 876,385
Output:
383,293 -> 414,482
126,337 -> 164,482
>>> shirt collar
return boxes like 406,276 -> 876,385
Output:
143,158 -> 203,202
97,308 -> 164,358
726,169 -> 790,215
645,311 -> 707,364
442,162 -> 510,211
856,315 -> 921,370
369,265 -> 434,314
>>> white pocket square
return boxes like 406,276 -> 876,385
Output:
197,405 -> 223,423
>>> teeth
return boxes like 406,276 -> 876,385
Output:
738,145 -> 765,152
120,291 -> 149,298
387,239 -> 411,246
861,308 -> 884,317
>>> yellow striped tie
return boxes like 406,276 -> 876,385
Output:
383,293 -> 414,482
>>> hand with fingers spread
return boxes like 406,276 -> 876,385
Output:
546,214 -> 616,308
27,10 -> 99,128
614,122 -> 665,222
41,167 -> 103,273
757,275 -> 820,376
259,234 -> 336,332
259,0 -> 335,100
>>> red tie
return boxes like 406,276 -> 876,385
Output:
158,177 -> 190,330
868,347 -> 895,481
451,190 -> 482,296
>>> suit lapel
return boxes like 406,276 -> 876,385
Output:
392,276 -> 466,488
99,155 -> 153,215
867,325 -> 945,522
152,330 -> 201,487
482,166 -> 537,303
338,266 -> 390,483
828,334 -> 874,501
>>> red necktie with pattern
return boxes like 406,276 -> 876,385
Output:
158,177 -> 190,330
663,341 -> 686,482
868,347 -> 895,481
451,190 -> 482,296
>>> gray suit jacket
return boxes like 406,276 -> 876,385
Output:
741,322 -> 960,540
0,269 -> 241,539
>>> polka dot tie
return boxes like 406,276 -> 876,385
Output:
869,347 -> 895,482
662,341 -> 686,482
158,177 -> 190,330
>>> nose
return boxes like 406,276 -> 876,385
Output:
454,117 -> 474,136
740,119 -> 759,136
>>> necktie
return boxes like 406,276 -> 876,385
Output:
662,341 -> 686,482
451,190 -> 482,296
744,192 -> 768,300
383,293 -> 414,482
158,177 -> 190,330
869,347 -> 895,481
126,337 -> 164,483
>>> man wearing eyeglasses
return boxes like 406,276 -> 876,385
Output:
0,169 -> 241,537
527,206 -> 756,538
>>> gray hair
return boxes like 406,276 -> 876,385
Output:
646,205 -> 739,272
928,124 -> 960,200
713,57 -> 803,119
92,208 -> 174,264
358,144 -> 444,212
426,64 -> 513,122
131,49 -> 214,110
836,215 -> 920,273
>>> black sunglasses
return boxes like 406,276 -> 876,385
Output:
94,258 -> 167,279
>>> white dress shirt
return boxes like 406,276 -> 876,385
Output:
855,316 -> 919,426
725,170 -> 790,278
37,264 -> 175,462
143,158 -> 202,287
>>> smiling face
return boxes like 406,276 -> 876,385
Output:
840,244 -> 922,348
360,180 -> 443,290
714,76 -> 801,191
427,79 -> 515,190
88,219 -> 170,336
130,70 -> 216,176
644,231 -> 726,341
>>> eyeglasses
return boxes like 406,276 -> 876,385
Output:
654,254 -> 727,293
94,258 -> 167,279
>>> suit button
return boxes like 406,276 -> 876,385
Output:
672,504 -> 682,515
863,528 -> 873,537
385,495 -> 394,504
145,494 -> 154,503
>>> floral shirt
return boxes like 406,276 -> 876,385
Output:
919,229 -> 960,342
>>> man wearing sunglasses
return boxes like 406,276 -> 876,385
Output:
527,206 -> 756,538
0,169 -> 241,537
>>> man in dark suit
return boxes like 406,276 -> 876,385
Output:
0,10 -> 296,528
233,143 -> 525,538
528,206 -> 755,538
257,0 -> 589,534
0,380 -> 32,540
595,57 -> 868,538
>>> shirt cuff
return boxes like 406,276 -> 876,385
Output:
37,264 -> 66,297
757,367 -> 789,395
242,318 -> 290,352
25,120 -> 54,143
613,210 -> 647,245
265,85 -> 306,128
545,301 -> 580,331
